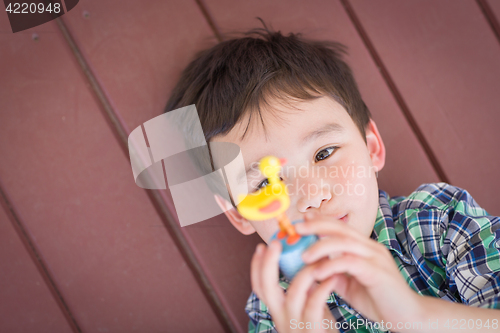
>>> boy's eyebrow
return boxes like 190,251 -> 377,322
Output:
300,122 -> 345,144
236,122 -> 345,183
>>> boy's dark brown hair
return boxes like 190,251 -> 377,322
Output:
164,22 -> 371,144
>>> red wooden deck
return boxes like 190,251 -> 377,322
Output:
1,1 -> 499,332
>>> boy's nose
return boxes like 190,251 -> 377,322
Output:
282,164 -> 332,213
295,188 -> 332,213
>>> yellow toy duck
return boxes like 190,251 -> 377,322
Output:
237,156 -> 300,245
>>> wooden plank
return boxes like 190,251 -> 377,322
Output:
0,18 -> 224,333
0,16 -> 77,333
350,0 -> 500,215
485,0 -> 500,40
0,193 -> 73,333
488,0 -> 500,15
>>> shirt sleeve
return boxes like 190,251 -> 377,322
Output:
245,291 -> 278,333
438,184 -> 500,308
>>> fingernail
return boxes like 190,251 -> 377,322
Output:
255,244 -> 264,254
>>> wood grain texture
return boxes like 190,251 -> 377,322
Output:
0,194 -> 73,333
488,0 -> 500,19
482,0 -> 500,41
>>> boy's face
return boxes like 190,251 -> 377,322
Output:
212,95 -> 385,243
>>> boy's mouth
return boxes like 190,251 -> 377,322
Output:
303,213 -> 349,223
316,214 -> 348,240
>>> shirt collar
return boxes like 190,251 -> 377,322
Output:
370,189 -> 412,264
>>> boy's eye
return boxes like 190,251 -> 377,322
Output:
315,146 -> 338,162
254,176 -> 284,191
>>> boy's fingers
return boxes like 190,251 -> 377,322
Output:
302,237 -> 375,264
250,243 -> 265,300
284,263 -> 318,319
328,273 -> 350,297
302,276 -> 337,323
259,240 -> 284,311
313,254 -> 386,290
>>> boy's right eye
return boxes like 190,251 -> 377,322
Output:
255,178 -> 269,191
253,177 -> 284,192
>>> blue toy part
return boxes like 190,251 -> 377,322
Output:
269,219 -> 319,281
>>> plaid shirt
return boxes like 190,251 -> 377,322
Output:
246,183 -> 500,332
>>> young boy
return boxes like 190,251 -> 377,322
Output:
165,27 -> 500,332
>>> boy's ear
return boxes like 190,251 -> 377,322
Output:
214,194 -> 256,235
365,119 -> 386,173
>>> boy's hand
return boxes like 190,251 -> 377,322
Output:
251,241 -> 339,332
294,213 -> 422,327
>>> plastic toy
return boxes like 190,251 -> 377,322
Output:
237,156 -> 318,280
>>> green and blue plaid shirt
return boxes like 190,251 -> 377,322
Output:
246,183 -> 500,332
